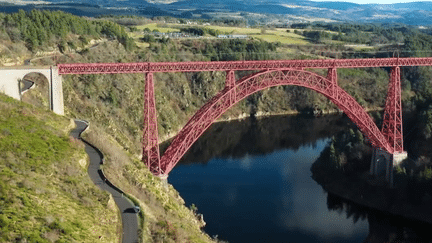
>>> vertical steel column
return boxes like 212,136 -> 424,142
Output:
381,66 -> 403,153
142,72 -> 162,176
226,70 -> 236,104
327,67 -> 337,97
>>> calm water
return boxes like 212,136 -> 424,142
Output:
167,114 -> 431,243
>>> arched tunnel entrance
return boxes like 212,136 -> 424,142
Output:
20,72 -> 50,110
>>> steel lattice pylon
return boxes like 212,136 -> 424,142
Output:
142,72 -> 162,176
381,66 -> 404,153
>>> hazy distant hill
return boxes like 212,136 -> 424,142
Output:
2,0 -> 432,25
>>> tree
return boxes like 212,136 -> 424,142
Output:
329,142 -> 340,170
304,31 -> 322,43
142,34 -> 155,43
58,40 -> 68,53
189,203 -> 198,214
355,130 -> 364,144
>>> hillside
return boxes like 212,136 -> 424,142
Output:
3,0 -> 432,25
1,10 -> 419,156
0,92 -> 214,242
80,119 -> 213,242
0,93 -> 119,242
3,10 -> 432,242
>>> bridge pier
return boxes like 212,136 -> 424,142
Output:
369,65 -> 408,186
370,148 -> 408,186
50,66 -> 64,115
158,174 -> 169,189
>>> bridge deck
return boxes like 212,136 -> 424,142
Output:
57,57 -> 432,74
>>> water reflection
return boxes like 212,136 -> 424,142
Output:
163,114 -> 351,165
169,114 -> 432,243
327,193 -> 432,243
169,114 -> 370,243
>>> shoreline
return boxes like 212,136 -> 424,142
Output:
314,170 -> 432,225
158,107 -> 384,144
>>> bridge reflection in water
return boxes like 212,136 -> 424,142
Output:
162,114 -> 350,165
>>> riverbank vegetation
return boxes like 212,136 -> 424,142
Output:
311,127 -> 371,183
311,126 -> 432,224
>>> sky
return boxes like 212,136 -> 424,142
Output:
311,0 -> 429,4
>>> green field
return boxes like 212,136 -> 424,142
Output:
130,23 -> 313,46
253,33 -> 310,45
202,25 -> 261,34
135,23 -> 180,33
128,22 -> 374,55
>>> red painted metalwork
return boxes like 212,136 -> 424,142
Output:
58,57 -> 432,75
226,70 -> 236,105
56,57 -> 427,177
327,67 -> 337,97
142,72 -> 162,175
381,66 -> 404,153
327,67 -> 337,83
160,69 -> 393,175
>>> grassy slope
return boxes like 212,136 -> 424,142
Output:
0,93 -> 119,242
82,125 -> 213,243
56,39 -> 223,243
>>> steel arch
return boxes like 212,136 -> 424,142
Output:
159,69 -> 392,175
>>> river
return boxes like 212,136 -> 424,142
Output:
167,114 -> 432,243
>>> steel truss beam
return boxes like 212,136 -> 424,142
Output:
58,57 -> 432,75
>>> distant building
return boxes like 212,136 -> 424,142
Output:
230,35 -> 248,39
217,34 -> 248,39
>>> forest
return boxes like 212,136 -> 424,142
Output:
0,9 -> 135,52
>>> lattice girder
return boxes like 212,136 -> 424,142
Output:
58,57 -> 432,74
